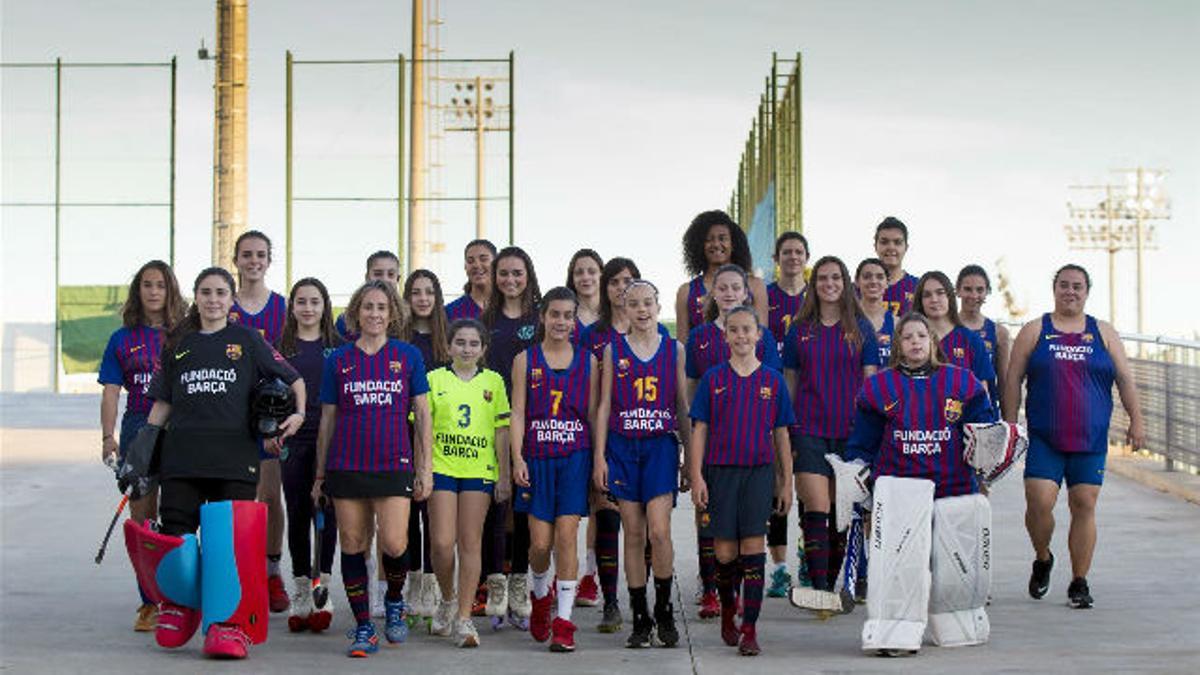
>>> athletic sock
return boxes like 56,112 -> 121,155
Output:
802,511 -> 832,591
267,553 -> 282,577
629,585 -> 649,622
381,550 -> 410,602
556,579 -> 577,622
699,536 -> 717,593
596,509 -> 621,605
715,560 -> 737,610
739,553 -> 766,627
341,552 -> 371,625
586,549 -> 598,576
829,512 -> 847,584
531,568 -> 551,599
653,576 -> 673,614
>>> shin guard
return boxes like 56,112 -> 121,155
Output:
928,493 -> 991,647
124,519 -> 200,609
200,500 -> 269,644
861,477 -> 933,653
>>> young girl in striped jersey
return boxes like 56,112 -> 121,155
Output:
913,271 -> 997,400
956,265 -> 1010,415
99,260 -> 185,631
688,306 -> 794,656
566,248 -> 604,331
400,269 -> 452,621
856,258 -> 895,365
446,240 -> 496,321
674,210 -> 769,339
313,280 -> 433,657
784,256 -> 880,614
685,263 -> 782,619
593,280 -> 690,648
276,277 -> 342,634
227,230 -> 292,614
511,287 -> 599,653
873,217 -> 919,317
765,233 -> 809,597
427,319 -> 511,648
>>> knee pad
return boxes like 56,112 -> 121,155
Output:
861,477 -> 933,653
124,519 -> 200,609
200,500 -> 269,644
928,493 -> 991,647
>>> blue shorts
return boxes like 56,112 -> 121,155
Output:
515,450 -> 591,523
433,472 -> 495,494
606,434 -> 678,504
1024,437 -> 1106,487
118,412 -> 149,456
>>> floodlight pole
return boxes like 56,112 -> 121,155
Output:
54,57 -> 62,392
285,50 -> 293,289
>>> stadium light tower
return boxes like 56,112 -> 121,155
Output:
442,76 -> 510,239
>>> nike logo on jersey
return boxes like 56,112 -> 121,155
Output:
130,345 -> 144,353
714,386 -> 727,395
884,401 -> 898,412
769,304 -> 779,311
175,350 -> 190,360
1044,334 -> 1061,340
699,342 -> 710,350
342,365 -> 355,374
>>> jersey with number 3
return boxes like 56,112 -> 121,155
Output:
428,367 -> 510,480
609,335 -> 678,438
523,345 -> 591,459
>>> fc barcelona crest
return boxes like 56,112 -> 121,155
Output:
389,361 -> 403,373
944,398 -> 963,423
879,335 -> 891,345
531,368 -> 543,381
617,358 -> 630,371
225,344 -> 243,361
483,389 -> 493,402
953,347 -> 965,359
1082,333 -> 1094,343
228,311 -> 240,323
759,386 -> 773,400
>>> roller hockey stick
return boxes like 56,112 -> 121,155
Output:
312,497 -> 329,609
94,490 -> 131,564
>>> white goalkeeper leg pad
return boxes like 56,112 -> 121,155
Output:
861,476 -> 934,653
927,492 -> 991,647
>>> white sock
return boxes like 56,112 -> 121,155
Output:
531,569 -> 552,599
556,580 -> 577,621
586,550 -> 597,576
774,561 -> 787,574
267,557 -> 281,577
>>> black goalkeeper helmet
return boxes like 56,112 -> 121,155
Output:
251,377 -> 295,438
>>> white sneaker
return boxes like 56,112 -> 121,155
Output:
431,599 -> 456,637
455,618 -> 480,648
287,577 -> 313,632
408,572 -> 428,617
420,574 -> 442,619
507,573 -> 530,618
486,573 -> 508,617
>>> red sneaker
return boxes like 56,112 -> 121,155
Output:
720,600 -> 739,647
529,592 -> 554,642
268,575 -> 290,613
155,602 -> 201,649
203,623 -> 251,659
472,582 -> 488,617
698,590 -> 720,619
549,617 -> 577,652
575,573 -> 600,607
738,624 -> 760,656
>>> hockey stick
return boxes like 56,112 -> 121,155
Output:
94,490 -> 130,565
312,497 -> 329,609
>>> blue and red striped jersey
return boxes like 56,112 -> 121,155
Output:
685,321 -> 782,380
690,363 -> 794,466
608,334 -> 679,438
940,325 -> 997,396
98,325 -> 165,415
334,313 -> 358,341
580,322 -> 672,367
883,273 -> 919,317
522,344 -> 591,459
782,317 -> 881,439
766,282 -> 806,350
320,339 -> 430,472
846,365 -> 994,498
446,295 -> 483,321
873,311 -> 896,364
1025,314 -> 1115,455
230,291 -> 287,345
685,276 -> 708,330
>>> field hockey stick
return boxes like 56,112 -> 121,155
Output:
312,496 -> 329,608
95,489 -> 131,565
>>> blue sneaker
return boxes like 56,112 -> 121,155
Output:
384,599 -> 409,643
346,622 -> 379,657
767,565 -> 792,598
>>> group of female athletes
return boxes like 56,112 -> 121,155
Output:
101,210 -> 1145,660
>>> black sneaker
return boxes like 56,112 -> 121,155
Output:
1067,577 -> 1093,609
1028,552 -> 1054,599
654,604 -> 679,647
625,615 -> 654,648
598,601 -> 623,633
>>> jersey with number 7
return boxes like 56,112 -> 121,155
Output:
522,344 -> 591,459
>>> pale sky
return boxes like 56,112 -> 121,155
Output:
3,0 -> 1198,338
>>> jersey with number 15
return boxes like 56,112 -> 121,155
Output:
608,335 -> 679,438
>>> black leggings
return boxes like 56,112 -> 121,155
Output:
408,500 -> 432,572
159,477 -> 257,537
281,441 -> 338,578
481,498 -> 530,578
